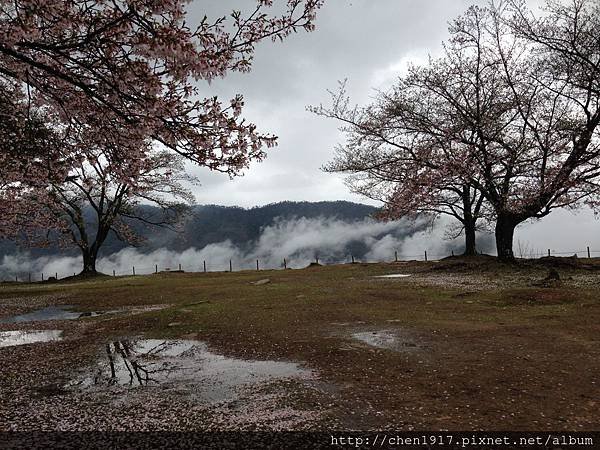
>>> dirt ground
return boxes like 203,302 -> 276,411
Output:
1,256 -> 599,431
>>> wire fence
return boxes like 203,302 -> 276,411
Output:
3,246 -> 600,283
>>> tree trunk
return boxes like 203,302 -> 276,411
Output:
80,225 -> 110,276
495,215 -> 518,262
462,185 -> 477,256
81,249 -> 98,275
464,219 -> 477,256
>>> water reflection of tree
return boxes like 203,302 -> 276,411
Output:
99,340 -> 182,386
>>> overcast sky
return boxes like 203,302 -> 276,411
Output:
186,0 -> 492,207
182,0 -> 598,254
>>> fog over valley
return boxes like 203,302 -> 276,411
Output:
0,201 -> 495,279
2,200 -> 598,281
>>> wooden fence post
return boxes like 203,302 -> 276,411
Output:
424,251 -> 428,262
132,266 -> 135,276
229,260 -> 232,272
203,261 -> 206,273
395,251 -> 398,262
588,246 -> 591,258
283,258 -> 287,269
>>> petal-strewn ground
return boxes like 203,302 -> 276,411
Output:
1,257 -> 599,431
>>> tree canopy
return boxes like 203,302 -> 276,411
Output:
0,0 -> 323,235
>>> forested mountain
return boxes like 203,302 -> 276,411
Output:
0,201 -> 379,259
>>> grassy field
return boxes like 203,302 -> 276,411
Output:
0,257 -> 599,431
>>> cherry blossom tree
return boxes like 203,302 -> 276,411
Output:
27,147 -> 197,275
0,0 -> 323,236
312,82 -> 489,256
438,1 -> 600,260
315,1 -> 600,261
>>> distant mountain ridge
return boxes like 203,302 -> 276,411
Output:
0,201 -> 380,259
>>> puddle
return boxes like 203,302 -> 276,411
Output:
352,330 -> 418,352
1,304 -> 174,325
1,306 -> 103,323
68,339 -> 315,404
125,305 -> 170,314
107,305 -> 171,317
0,330 -> 63,348
374,274 -> 412,279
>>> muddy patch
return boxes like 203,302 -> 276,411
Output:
351,329 -> 420,352
68,339 -> 316,405
0,330 -> 63,348
499,289 -> 577,306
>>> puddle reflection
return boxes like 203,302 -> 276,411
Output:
70,339 -> 314,404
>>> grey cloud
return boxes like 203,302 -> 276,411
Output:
184,0 -> 490,207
